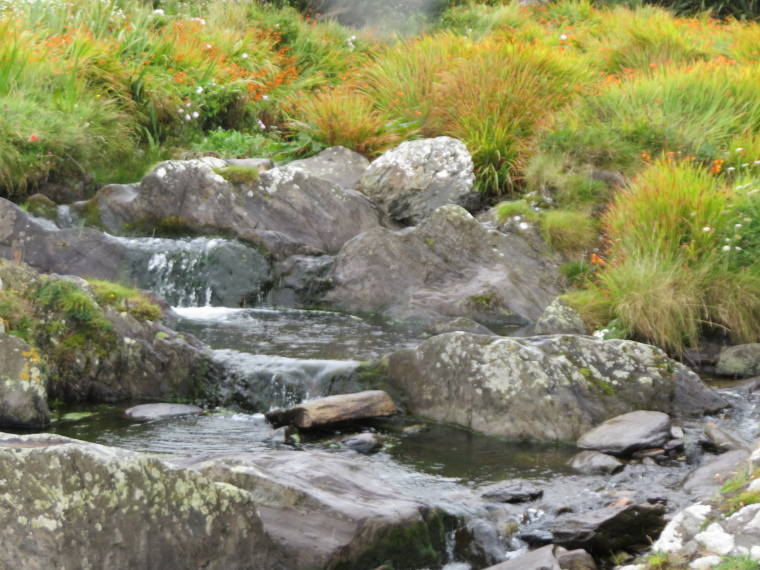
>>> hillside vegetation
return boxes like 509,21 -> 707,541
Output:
3,0 -> 760,351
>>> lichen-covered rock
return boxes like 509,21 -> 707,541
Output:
716,344 -> 760,377
82,161 -> 383,258
359,137 -> 478,225
288,146 -> 369,189
534,298 -> 589,335
180,450 -> 453,570
0,334 -> 49,427
325,205 -> 562,325
383,333 -> 727,441
0,432 -> 285,570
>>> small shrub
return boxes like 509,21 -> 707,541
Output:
88,279 -> 163,322
36,280 -> 111,333
191,129 -> 274,159
541,210 -> 598,258
213,165 -> 260,186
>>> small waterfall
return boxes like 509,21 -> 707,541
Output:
209,350 -> 361,411
116,237 -> 271,307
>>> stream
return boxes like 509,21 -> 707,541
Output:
15,231 -> 760,568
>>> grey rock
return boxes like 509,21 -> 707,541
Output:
577,411 -> 672,457
124,403 -> 203,422
270,425 -> 300,446
704,425 -> 747,452
288,146 -> 369,189
485,544 -> 561,570
341,432 -> 383,454
534,298 -> 589,335
671,426 -> 685,439
326,205 -> 562,325
682,449 -> 751,499
569,451 -> 624,475
0,432 -> 285,570
454,519 -> 507,568
181,450 -> 452,570
84,161 -> 382,258
426,317 -> 497,336
716,344 -> 760,377
673,369 -> 735,415
0,334 -> 49,427
550,503 -> 666,553
384,333 -> 721,441
480,480 -> 543,503
268,254 -> 334,308
359,137 -> 478,225
556,548 -> 597,570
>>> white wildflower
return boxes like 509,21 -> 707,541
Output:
184,114 -> 191,121
192,111 -> 199,118
703,227 -> 711,232
560,34 -> 568,40
735,223 -> 743,228
241,53 -> 248,59
195,86 -> 203,94
153,8 -> 164,14
722,245 -> 731,251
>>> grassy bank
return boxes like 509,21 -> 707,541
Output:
4,0 -> 760,351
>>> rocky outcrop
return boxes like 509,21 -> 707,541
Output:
0,199 -> 271,307
325,205 -> 562,325
180,450 -> 454,570
0,432 -> 285,570
383,333 -> 727,441
716,343 -> 760,377
534,298 -> 589,335
84,161 -> 382,258
576,411 -> 672,457
0,334 -> 49,427
359,137 -> 479,225
266,390 -> 396,428
288,146 -> 369,189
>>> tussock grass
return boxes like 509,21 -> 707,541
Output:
541,210 -> 597,258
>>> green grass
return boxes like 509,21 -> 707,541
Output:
495,199 -> 539,224
212,165 -> 260,186
88,279 -> 163,322
541,210 -> 598,258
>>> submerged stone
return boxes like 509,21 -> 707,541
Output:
124,403 -> 203,422
576,411 -> 672,457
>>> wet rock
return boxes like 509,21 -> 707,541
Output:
576,411 -> 672,457
480,480 -> 544,503
485,544 -> 561,569
326,205 -> 562,325
181,449 -> 453,570
0,432 -> 284,570
288,146 -> 369,189
454,519 -> 507,568
384,333 -> 721,441
266,390 -> 397,428
534,298 -> 588,335
83,161 -> 382,258
124,403 -> 203,422
672,370 -> 730,416
569,451 -> 624,475
341,432 -> 384,454
518,529 -> 555,547
704,425 -> 747,452
550,502 -> 666,553
682,449 -> 751,499
359,137 -> 478,225
631,448 -> 666,459
716,343 -> 760,377
0,334 -> 49,428
268,254 -> 334,308
671,426 -> 685,439
556,548 -> 597,570
653,503 -> 712,552
270,425 -> 300,446
426,317 -> 497,337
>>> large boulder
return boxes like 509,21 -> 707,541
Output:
359,137 -> 478,225
325,205 -> 562,325
84,161 -> 382,258
716,344 -> 760,377
288,146 -> 369,189
576,411 -> 672,457
0,432 -> 285,570
180,450 -> 454,570
383,333 -> 727,441
0,198 -> 271,307
0,334 -> 49,427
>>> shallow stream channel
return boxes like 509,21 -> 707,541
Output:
14,234 -> 760,569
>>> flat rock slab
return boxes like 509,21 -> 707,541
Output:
569,450 -> 624,475
485,544 -> 561,570
124,403 -> 203,422
266,390 -> 396,428
480,480 -> 543,503
288,146 -> 369,190
682,449 -> 751,499
577,411 -> 672,457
